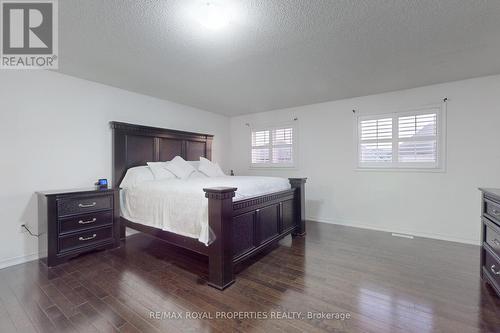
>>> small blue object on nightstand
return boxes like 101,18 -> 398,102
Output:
96,179 -> 108,190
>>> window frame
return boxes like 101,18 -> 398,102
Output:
355,103 -> 446,172
250,123 -> 298,169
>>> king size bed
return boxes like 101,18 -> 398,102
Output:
111,121 -> 306,290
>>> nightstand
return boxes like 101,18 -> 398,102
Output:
37,188 -> 120,267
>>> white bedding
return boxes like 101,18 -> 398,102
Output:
120,176 -> 291,245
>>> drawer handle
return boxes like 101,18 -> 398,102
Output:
79,234 -> 97,241
78,218 -> 97,225
491,265 -> 500,276
78,202 -> 96,208
494,239 -> 500,247
492,209 -> 500,216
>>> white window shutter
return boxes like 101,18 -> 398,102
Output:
251,130 -> 270,164
357,106 -> 443,170
359,118 -> 393,163
397,113 -> 438,163
251,126 -> 295,167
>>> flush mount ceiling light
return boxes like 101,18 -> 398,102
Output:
184,0 -> 240,33
197,2 -> 230,30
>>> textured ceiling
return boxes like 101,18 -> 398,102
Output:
58,0 -> 500,116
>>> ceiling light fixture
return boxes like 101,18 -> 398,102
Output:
198,2 -> 230,31
184,1 -> 239,33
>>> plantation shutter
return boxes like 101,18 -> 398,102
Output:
357,105 -> 442,169
251,127 -> 294,166
359,117 -> 393,163
397,113 -> 437,163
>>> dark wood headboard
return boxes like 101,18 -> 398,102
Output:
111,122 -> 213,188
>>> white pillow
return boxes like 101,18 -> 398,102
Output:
187,161 -> 201,170
198,157 -> 225,177
120,166 -> 154,188
147,162 -> 176,180
189,170 -> 208,178
164,156 -> 196,179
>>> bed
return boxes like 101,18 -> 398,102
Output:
111,121 -> 306,289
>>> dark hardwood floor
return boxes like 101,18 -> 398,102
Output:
0,221 -> 499,333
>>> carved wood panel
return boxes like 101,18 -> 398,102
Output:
186,141 -> 206,161
232,211 -> 255,258
281,199 -> 295,232
258,204 -> 280,244
159,138 -> 183,161
125,135 -> 155,167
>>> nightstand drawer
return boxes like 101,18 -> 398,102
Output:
484,248 -> 500,288
57,195 -> 112,217
484,218 -> 500,258
59,227 -> 113,253
484,197 -> 500,225
59,211 -> 113,235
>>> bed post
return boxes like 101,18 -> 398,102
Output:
203,187 -> 237,290
289,178 -> 307,237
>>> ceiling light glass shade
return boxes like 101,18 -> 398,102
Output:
198,2 -> 230,30
182,0 -> 240,33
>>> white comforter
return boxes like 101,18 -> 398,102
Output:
120,176 -> 291,245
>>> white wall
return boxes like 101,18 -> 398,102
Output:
230,75 -> 500,245
0,70 -> 230,268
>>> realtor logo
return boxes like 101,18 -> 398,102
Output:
1,0 -> 58,69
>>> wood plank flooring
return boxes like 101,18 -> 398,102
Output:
0,221 -> 499,333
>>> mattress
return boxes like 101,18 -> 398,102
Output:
120,176 -> 291,245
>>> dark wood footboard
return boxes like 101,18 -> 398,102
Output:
204,177 -> 307,290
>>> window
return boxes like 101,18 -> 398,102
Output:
251,126 -> 295,167
356,105 -> 445,170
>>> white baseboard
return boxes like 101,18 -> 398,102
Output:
0,252 -> 43,270
307,216 -> 480,246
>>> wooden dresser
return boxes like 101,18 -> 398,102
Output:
37,188 -> 120,267
480,188 -> 500,296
